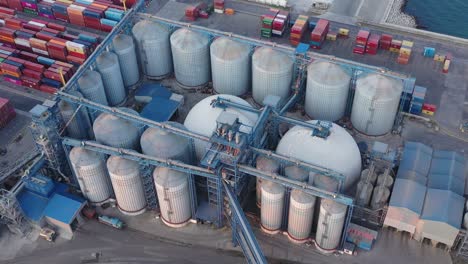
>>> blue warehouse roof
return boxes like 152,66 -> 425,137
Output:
17,189 -> 49,222
398,142 -> 433,178
43,194 -> 85,224
140,97 -> 180,122
389,178 -> 427,215
421,189 -> 464,229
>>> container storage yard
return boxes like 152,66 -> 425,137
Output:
0,0 -> 467,264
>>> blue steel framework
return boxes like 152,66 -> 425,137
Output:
24,5 -> 416,263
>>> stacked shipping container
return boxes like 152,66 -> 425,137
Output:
260,8 -> 278,38
289,15 -> 308,46
272,10 -> 289,36
379,34 -> 392,50
214,0 -> 224,13
409,86 -> 426,115
397,40 -> 413,65
353,29 -> 369,54
0,97 -> 15,128
309,18 -> 328,49
365,34 -> 379,55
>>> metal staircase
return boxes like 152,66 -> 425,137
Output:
140,164 -> 158,210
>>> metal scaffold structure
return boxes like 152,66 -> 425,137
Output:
22,2 -> 417,262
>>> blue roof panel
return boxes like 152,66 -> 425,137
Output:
421,189 -> 464,229
398,142 -> 433,177
135,83 -> 172,99
428,151 -> 465,195
17,189 -> 48,222
43,194 -> 85,224
389,178 -> 427,215
140,97 -> 179,122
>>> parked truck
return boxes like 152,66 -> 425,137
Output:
97,215 -> 124,229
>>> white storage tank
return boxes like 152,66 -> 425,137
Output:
210,37 -> 250,96
58,91 -> 91,139
184,94 -> 258,160
261,181 -> 285,234
315,199 -> 347,251
355,180 -> 373,207
78,70 -> 108,106
377,173 -> 394,187
153,167 -> 192,228
112,34 -> 140,87
351,74 -> 403,136
140,122 -> 191,163
107,156 -> 146,215
256,156 -> 280,207
370,186 -> 390,210
284,166 -> 308,182
69,147 -> 113,204
252,47 -> 293,105
93,112 -> 140,150
287,190 -> 316,243
96,51 -> 126,106
313,175 -> 339,192
170,28 -> 210,88
132,21 -> 172,79
360,168 -> 377,184
305,61 -> 351,121
276,121 -> 361,191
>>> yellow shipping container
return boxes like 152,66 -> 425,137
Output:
402,40 -> 414,48
434,54 -> 445,62
422,110 -> 434,116
326,34 -> 337,41
399,47 -> 412,55
443,60 -> 451,70
389,47 -> 400,53
338,28 -> 349,36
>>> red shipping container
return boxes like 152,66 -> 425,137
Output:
39,84 -> 57,94
21,76 -> 41,89
7,0 -> 22,12
47,22 -> 66,32
422,104 -> 436,112
381,34 -> 392,41
357,30 -> 370,42
22,67 -> 42,79
0,7 -> 15,15
367,34 -> 380,48
24,61 -> 44,72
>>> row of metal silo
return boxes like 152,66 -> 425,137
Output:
68,109 -> 194,228
259,179 -> 347,250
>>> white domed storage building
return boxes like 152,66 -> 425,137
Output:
153,167 -> 192,228
287,190 -> 316,243
107,156 -> 146,215
351,74 -> 403,136
305,61 -> 351,121
210,37 -> 250,96
69,147 -> 113,204
171,28 -> 211,88
93,112 -> 141,150
132,20 -> 173,79
252,47 -> 293,105
276,121 -> 362,191
255,156 -> 280,207
184,94 -> 258,160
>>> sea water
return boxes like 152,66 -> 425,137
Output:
404,0 -> 468,39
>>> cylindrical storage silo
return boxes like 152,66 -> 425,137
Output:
305,61 -> 351,121
153,167 -> 191,228
255,156 -> 280,208
170,28 -> 210,88
132,21 -> 172,78
315,199 -> 347,251
370,186 -> 390,210
261,181 -> 285,234
93,112 -> 140,150
287,190 -> 316,243
351,74 -> 403,136
107,156 -> 146,215
355,180 -> 373,207
184,95 -> 258,160
252,47 -> 293,105
96,51 -> 126,106
59,91 -> 91,139
69,147 -> 113,204
210,37 -> 250,96
140,122 -> 191,163
276,121 -> 362,191
78,70 -> 108,106
284,166 -> 308,182
112,34 -> 140,87
360,168 -> 377,184
313,175 -> 339,192
376,173 -> 394,187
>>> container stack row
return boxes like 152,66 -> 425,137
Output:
0,97 -> 16,128
289,15 -> 308,46
379,34 -> 392,50
397,40 -> 413,65
365,34 -> 379,55
353,29 -> 369,55
271,10 -> 289,36
409,86 -> 426,115
213,0 -> 224,13
309,18 -> 328,49
2,0 -> 127,32
260,8 -> 278,38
